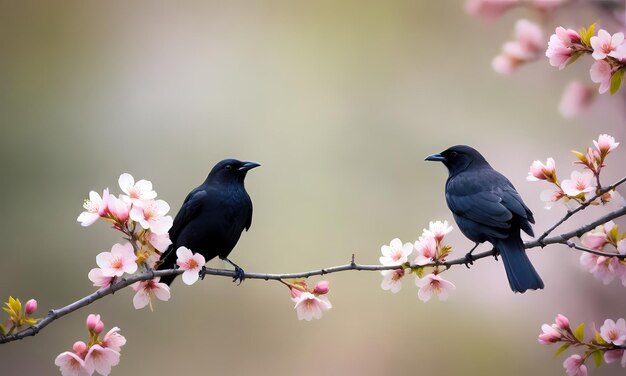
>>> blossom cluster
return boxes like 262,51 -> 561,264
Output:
379,221 -> 456,302
286,280 -> 332,321
546,24 -> 626,95
492,19 -> 543,75
527,134 -> 620,209
579,221 -> 626,286
0,296 -> 37,336
55,314 -> 126,376
78,173 -> 177,310
539,314 -> 626,375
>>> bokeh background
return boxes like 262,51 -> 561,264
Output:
2,1 -> 626,375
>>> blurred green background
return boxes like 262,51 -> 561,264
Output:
2,1 -> 625,375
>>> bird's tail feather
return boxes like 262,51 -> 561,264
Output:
157,245 -> 178,286
495,236 -> 544,293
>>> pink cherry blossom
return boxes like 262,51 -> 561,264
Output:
600,318 -> 626,345
55,351 -> 90,376
77,189 -> 109,227
102,327 -> 126,352
129,199 -> 173,235
563,354 -> 587,376
546,27 -> 580,69
618,238 -> 626,255
581,226 -> 609,250
107,194 -> 131,222
580,253 -> 622,285
131,278 -> 171,310
514,19 -> 543,56
555,314 -> 570,330
146,231 -> 172,253
415,274 -> 456,302
492,54 -> 517,75
380,268 -> 406,293
538,323 -> 562,344
96,242 -> 138,278
379,238 -> 413,266
540,187 -> 567,209
313,281 -> 330,295
118,173 -> 157,205
465,0 -> 517,21
561,170 -> 595,200
559,81 -> 594,118
590,29 -> 625,60
84,344 -> 120,376
594,134 -> 619,155
590,60 -> 613,94
424,220 -> 453,242
603,349 -> 626,367
292,291 -> 332,321
414,236 -> 438,265
176,246 -> 206,285
88,268 -> 114,290
527,158 -> 556,182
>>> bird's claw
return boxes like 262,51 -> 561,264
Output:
493,252 -> 499,261
232,265 -> 245,285
464,253 -> 474,269
200,266 -> 207,280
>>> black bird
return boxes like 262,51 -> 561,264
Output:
425,145 -> 544,293
158,159 -> 260,285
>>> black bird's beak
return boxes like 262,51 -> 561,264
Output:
238,161 -> 261,171
425,153 -> 446,162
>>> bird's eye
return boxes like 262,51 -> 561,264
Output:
225,164 -> 233,170
449,151 -> 458,158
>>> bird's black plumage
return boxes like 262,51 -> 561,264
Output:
425,145 -> 544,293
158,159 -> 260,285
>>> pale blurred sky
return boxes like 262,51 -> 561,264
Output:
1,1 -> 625,375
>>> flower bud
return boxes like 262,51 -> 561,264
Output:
555,314 -> 570,330
86,314 -> 101,331
313,281 -> 330,295
24,299 -> 37,315
72,341 -> 88,355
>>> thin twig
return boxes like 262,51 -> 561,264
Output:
536,176 -> 626,243
2,203 -> 625,345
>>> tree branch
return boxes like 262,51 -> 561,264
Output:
2,203 -> 625,345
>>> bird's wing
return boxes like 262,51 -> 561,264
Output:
169,188 -> 207,241
446,171 -> 513,230
245,199 -> 253,231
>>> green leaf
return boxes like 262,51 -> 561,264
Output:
0,322 -> 5,335
552,343 -> 570,359
592,349 -> 603,368
579,22 -> 597,47
610,68 -> 624,95
609,224 -> 620,244
566,51 -> 583,67
595,331 -> 608,345
574,322 -> 585,342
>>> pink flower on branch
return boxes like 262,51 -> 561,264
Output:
380,268 -> 406,293
590,60 -> 613,94
146,231 -> 172,253
563,354 -> 587,376
561,170 -> 595,200
527,158 -> 557,182
118,173 -> 157,205
600,318 -> 626,345
546,27 -> 581,70
379,238 -> 413,266
129,199 -> 173,235
176,246 -> 206,285
538,323 -> 562,344
131,278 -> 171,310
493,19 -> 543,75
415,274 -> 456,302
88,268 -> 114,290
95,242 -> 138,278
414,236 -> 438,265
292,291 -> 332,321
77,189 -> 109,227
423,220 -> 453,242
55,351 -> 90,376
594,134 -> 619,156
84,344 -> 120,376
590,29 -> 625,60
